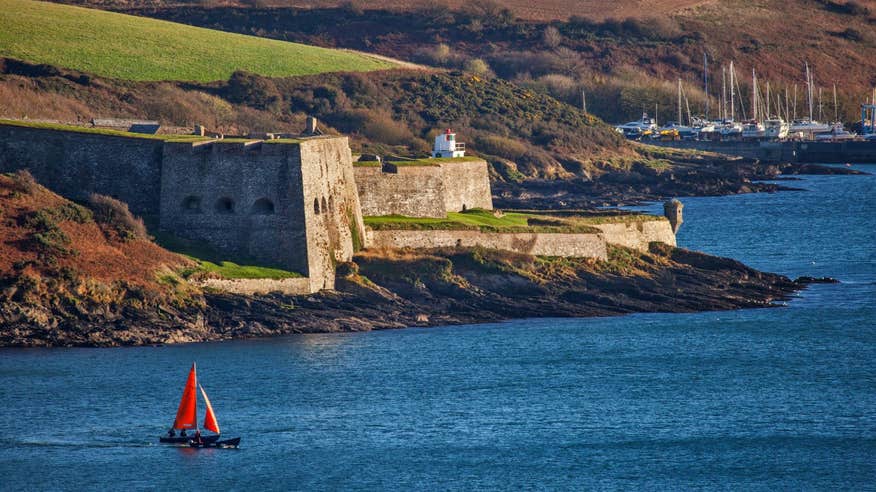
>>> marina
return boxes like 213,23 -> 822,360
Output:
616,61 -> 876,154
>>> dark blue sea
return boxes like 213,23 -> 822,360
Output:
1,166 -> 874,490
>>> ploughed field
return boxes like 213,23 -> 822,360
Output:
0,0 -> 395,82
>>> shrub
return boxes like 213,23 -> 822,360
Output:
475,135 -> 529,160
225,70 -> 282,111
361,112 -> 417,146
88,194 -> 147,240
464,58 -> 494,77
20,209 -> 75,262
543,26 -> 562,49
9,169 -> 37,195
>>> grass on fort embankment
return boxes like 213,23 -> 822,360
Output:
365,209 -> 665,233
0,0 -> 395,82
151,229 -> 302,280
0,119 -> 212,141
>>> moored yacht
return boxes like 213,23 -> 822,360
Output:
742,120 -> 765,140
764,117 -> 790,139
615,112 -> 658,139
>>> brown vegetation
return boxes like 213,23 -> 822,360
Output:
95,0 -> 876,124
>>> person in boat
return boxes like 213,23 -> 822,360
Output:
193,430 -> 203,445
167,429 -> 176,438
180,429 -> 187,438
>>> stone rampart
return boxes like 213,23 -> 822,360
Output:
354,158 -> 493,218
0,123 -> 164,215
591,219 -> 676,251
160,137 -> 364,293
297,137 -> 365,292
353,165 -> 447,218
365,229 -> 608,259
436,160 -> 493,212
199,277 -> 312,296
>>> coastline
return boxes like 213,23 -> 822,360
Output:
0,243 -> 823,348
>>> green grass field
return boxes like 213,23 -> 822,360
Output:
0,0 -> 395,82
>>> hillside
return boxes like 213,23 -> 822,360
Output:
0,0 -> 394,82
106,0 -> 876,123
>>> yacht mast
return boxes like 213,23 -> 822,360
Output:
806,63 -> 814,121
678,78 -> 683,125
722,66 -> 728,120
833,83 -> 838,123
752,69 -> 758,122
766,81 -> 771,118
703,53 -> 709,118
730,61 -> 736,121
818,87 -> 823,122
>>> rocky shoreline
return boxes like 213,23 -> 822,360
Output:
494,159 -> 866,209
0,244 -> 825,347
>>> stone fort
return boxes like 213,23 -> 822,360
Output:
0,120 -> 676,295
0,121 -> 497,293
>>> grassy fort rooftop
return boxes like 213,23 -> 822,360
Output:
363,208 -> 662,233
0,0 -> 395,82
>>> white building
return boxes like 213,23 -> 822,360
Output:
431,129 -> 466,158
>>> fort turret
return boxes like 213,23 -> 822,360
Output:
664,199 -> 684,234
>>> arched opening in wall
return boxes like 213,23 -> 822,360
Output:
328,195 -> 335,213
321,197 -> 328,215
215,197 -> 235,214
181,196 -> 202,214
313,198 -> 321,215
251,198 -> 275,215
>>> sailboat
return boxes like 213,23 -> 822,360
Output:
159,363 -> 241,448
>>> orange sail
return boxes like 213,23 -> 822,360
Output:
199,384 -> 220,435
172,363 -> 198,430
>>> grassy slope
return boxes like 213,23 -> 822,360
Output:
0,0 -> 394,82
151,229 -> 302,279
364,209 -> 660,233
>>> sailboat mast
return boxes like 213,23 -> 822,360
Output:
819,87 -> 823,122
703,52 -> 709,118
766,81 -> 771,118
833,83 -> 838,123
806,63 -> 813,121
752,69 -> 758,122
730,61 -> 736,121
678,78 -> 683,125
793,84 -> 798,121
722,66 -> 727,120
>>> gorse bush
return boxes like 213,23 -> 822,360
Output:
8,169 -> 37,195
88,194 -> 147,241
225,70 -> 282,111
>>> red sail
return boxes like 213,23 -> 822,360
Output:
172,363 -> 198,430
199,385 -> 220,434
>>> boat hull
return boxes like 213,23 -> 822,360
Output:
189,437 -> 241,449
159,434 -> 220,444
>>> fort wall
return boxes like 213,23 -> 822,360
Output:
297,137 -> 365,291
353,165 -> 447,218
160,137 -> 363,292
0,124 -> 164,214
591,219 -> 676,251
437,160 -> 493,212
199,277 -> 312,296
160,140 -> 310,277
354,158 -> 492,218
365,229 -> 608,260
